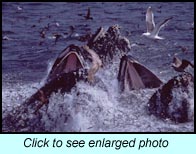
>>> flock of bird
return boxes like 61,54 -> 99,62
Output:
4,5 -> 194,73
85,6 -> 194,73
142,6 -> 194,72
142,6 -> 194,73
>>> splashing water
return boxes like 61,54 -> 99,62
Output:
2,56 -> 194,132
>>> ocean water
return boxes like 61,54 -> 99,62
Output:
2,2 -> 194,132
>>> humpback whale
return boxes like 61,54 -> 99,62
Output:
23,45 -> 88,112
142,6 -> 172,39
88,25 -> 131,62
118,55 -> 162,91
148,72 -> 194,123
21,25 -> 162,113
4,24 -> 180,132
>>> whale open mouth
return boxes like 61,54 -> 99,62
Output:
118,55 -> 163,91
59,51 -> 84,73
47,45 -> 84,82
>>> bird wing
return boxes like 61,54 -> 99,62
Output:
182,59 -> 194,69
146,6 -> 155,33
151,17 -> 173,36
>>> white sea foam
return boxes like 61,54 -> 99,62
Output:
2,59 -> 194,132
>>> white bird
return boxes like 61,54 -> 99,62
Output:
17,6 -> 22,11
142,6 -> 172,39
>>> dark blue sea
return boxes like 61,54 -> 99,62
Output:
2,2 -> 194,132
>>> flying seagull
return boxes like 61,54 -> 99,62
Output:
172,56 -> 194,72
142,6 -> 173,39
